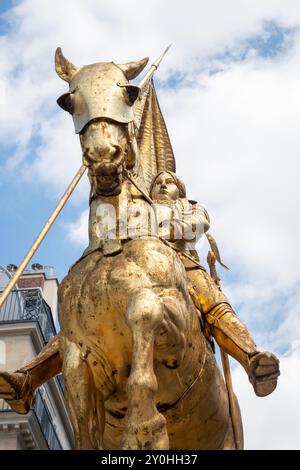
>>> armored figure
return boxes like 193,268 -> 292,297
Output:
0,171 -> 279,415
149,171 -> 279,398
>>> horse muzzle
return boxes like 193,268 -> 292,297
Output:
90,161 -> 123,196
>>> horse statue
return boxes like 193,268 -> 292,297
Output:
53,48 -> 244,450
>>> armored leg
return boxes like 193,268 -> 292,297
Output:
187,269 -> 280,397
0,334 -> 62,414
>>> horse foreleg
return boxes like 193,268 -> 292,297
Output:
62,340 -> 105,450
122,289 -> 169,450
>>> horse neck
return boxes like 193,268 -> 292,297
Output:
87,169 -> 151,247
89,176 -> 147,215
86,138 -> 151,248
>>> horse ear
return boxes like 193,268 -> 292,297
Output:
117,57 -> 149,80
55,47 -> 77,83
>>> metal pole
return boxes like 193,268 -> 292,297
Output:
207,250 -> 241,450
220,350 -> 242,450
0,164 -> 86,309
138,44 -> 172,91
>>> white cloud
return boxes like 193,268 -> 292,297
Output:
0,1 -> 300,202
0,78 -> 5,106
162,39 -> 300,285
231,345 -> 300,449
21,113 -> 89,200
65,208 -> 89,247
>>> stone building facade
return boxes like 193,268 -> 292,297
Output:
0,265 -> 73,450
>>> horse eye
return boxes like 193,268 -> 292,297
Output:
57,93 -> 74,114
125,85 -> 140,105
118,83 -> 140,106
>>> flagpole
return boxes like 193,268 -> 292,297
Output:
138,44 -> 172,90
0,164 -> 86,310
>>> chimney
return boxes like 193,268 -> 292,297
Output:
6,264 -> 18,273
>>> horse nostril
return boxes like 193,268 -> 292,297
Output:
82,149 -> 93,167
112,145 -> 123,164
96,162 -> 118,177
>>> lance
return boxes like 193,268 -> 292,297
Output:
138,44 -> 172,90
207,250 -> 242,450
0,164 -> 86,310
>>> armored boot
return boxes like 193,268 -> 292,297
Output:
187,269 -> 280,397
0,334 -> 62,414
206,303 -> 280,397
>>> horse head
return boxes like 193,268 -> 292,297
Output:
55,48 -> 148,196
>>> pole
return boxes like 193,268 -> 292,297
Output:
138,44 -> 172,91
207,250 -> 241,450
220,349 -> 242,450
0,164 -> 86,309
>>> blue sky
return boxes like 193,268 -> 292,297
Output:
1,0 -> 300,449
0,0 -> 15,32
0,0 -> 13,14
246,21 -> 295,58
0,171 -> 84,279
0,125 -> 85,279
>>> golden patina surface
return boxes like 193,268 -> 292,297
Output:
0,48 -> 280,450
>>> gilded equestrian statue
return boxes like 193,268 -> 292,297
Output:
0,48 -> 280,450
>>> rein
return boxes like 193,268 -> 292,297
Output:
158,344 -> 207,413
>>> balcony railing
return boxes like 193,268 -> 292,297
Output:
33,390 -> 63,450
0,387 -> 63,450
0,288 -> 56,342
